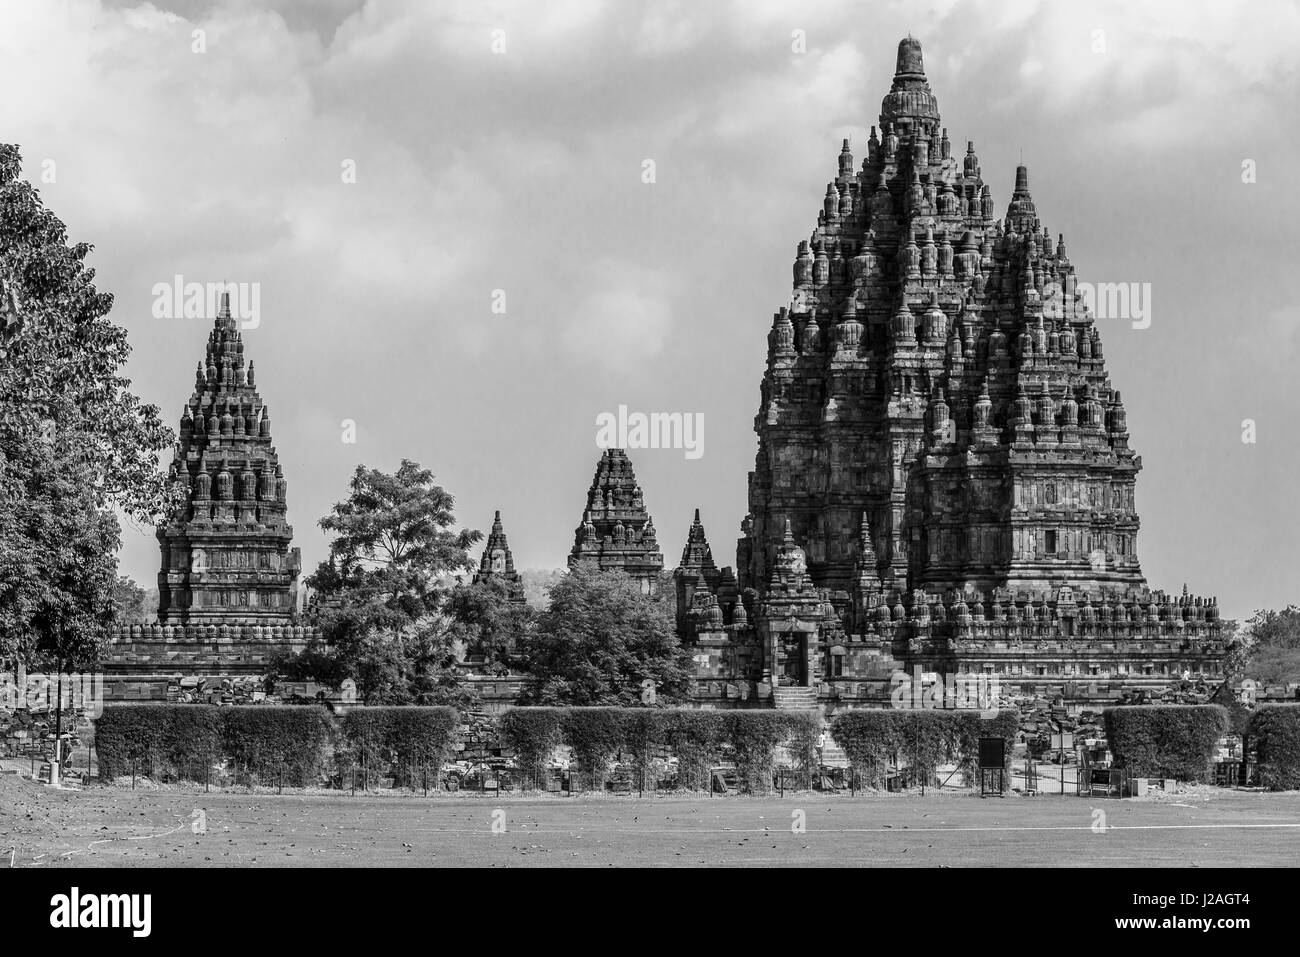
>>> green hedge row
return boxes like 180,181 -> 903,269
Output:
829,709 -> 1018,789
340,707 -> 459,787
221,707 -> 335,787
1103,705 -> 1228,783
94,705 -> 455,788
1248,705 -> 1300,791
93,705 -> 224,781
496,707 -> 820,793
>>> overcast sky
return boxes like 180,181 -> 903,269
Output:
3,0 -> 1297,622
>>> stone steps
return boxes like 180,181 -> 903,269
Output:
820,741 -> 850,768
772,686 -> 819,710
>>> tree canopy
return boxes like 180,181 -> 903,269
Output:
291,459 -> 482,704
444,576 -> 534,673
520,567 -> 690,706
1240,605 -> 1300,685
0,143 -> 172,670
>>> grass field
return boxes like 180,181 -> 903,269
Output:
4,770 -> 1299,867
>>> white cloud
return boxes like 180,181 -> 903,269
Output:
561,262 -> 675,367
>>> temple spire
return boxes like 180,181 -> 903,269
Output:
569,449 -> 664,592
895,35 -> 925,77
1006,163 -> 1037,231
880,35 -> 939,129
473,509 -> 524,601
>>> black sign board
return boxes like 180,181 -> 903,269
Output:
978,736 -> 1005,769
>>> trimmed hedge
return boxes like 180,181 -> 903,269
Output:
662,710 -> 724,790
1104,705 -> 1228,783
562,708 -> 628,788
783,712 -> 821,789
93,704 -> 223,781
222,707 -> 335,787
1248,705 -> 1300,791
725,712 -> 819,794
830,709 -> 1018,789
494,707 -> 822,793
497,707 -> 564,787
340,707 -> 458,788
95,704 -> 333,787
954,710 -> 1019,785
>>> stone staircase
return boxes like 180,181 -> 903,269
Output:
771,685 -> 819,710
820,739 -> 850,768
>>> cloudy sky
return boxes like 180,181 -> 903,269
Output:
3,0 -> 1297,621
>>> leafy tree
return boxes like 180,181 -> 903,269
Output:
0,143 -> 173,530
0,143 -> 172,747
520,567 -> 690,706
444,577 -> 534,673
5,447 -> 122,773
287,459 -> 481,704
519,568 -> 566,609
1244,606 -> 1300,650
110,575 -> 151,624
1240,606 -> 1300,684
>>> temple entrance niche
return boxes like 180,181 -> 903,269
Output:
777,631 -> 808,686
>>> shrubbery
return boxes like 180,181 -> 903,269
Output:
830,709 -> 1017,788
496,707 -> 564,786
662,710 -> 724,790
221,707 -> 335,787
95,701 -> 1021,794
93,704 -> 223,780
1248,704 -> 1300,791
96,704 -> 332,786
1104,705 -> 1228,783
561,707 -> 628,788
725,712 -> 815,794
495,707 -> 821,793
340,706 -> 458,787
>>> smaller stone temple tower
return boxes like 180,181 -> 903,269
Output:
472,510 -> 526,603
155,292 -> 301,622
101,289 -> 317,700
569,449 -> 664,593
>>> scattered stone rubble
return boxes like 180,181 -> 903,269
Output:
170,674 -> 267,705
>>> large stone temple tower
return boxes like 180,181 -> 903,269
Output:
743,35 -> 1146,601
675,37 -> 1225,707
155,293 -> 302,622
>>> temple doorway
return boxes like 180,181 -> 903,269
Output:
779,633 -> 807,686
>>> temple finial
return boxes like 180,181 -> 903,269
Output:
1015,163 -> 1029,195
895,36 -> 924,77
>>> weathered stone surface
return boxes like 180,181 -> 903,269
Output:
569,449 -> 664,593
472,510 -> 525,603
674,36 -> 1225,706
155,292 -> 301,621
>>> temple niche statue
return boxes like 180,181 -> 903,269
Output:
672,36 -> 1225,711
